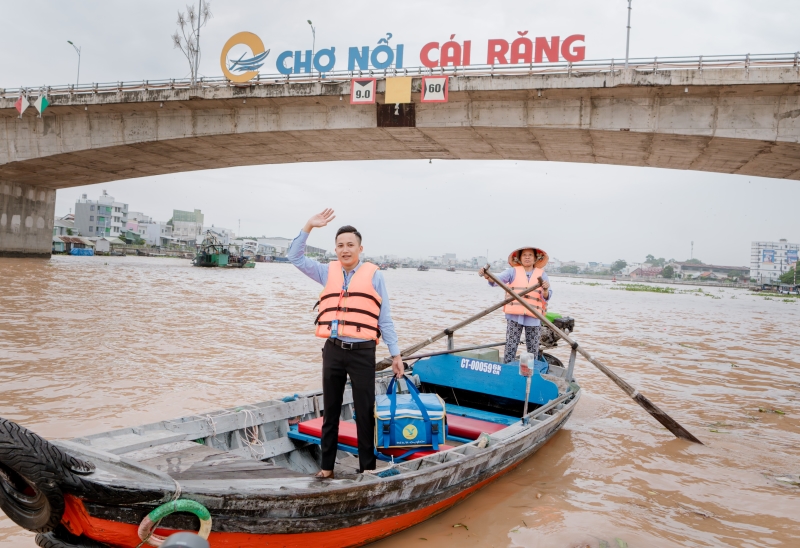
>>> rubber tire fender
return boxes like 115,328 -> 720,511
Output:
0,418 -> 95,533
35,526 -> 111,548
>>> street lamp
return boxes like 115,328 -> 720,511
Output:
67,41 -> 81,85
624,0 -> 632,68
307,20 -> 316,73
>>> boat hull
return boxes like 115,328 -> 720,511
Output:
58,401 -> 576,547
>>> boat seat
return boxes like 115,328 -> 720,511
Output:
294,417 -> 453,461
446,415 -> 506,440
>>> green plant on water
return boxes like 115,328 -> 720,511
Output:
783,299 -> 795,303
611,283 -> 675,294
758,407 -> 786,415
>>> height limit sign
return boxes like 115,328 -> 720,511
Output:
421,76 -> 449,103
350,79 -> 376,104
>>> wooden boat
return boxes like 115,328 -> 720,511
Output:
0,346 -> 579,548
417,265 -> 429,271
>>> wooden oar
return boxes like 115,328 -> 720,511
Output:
375,282 -> 542,370
481,266 -> 704,445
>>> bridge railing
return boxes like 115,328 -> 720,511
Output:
2,52 -> 799,99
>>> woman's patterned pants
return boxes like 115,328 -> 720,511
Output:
504,320 -> 541,363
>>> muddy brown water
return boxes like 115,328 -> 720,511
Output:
0,256 -> 798,547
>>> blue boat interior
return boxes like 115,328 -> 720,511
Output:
287,352 -> 564,464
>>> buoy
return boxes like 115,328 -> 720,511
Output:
137,499 -> 212,547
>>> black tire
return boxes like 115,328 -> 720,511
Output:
35,526 -> 110,548
0,418 -> 95,533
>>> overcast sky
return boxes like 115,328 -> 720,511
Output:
2,1 -> 799,266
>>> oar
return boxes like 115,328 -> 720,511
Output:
375,282 -> 543,370
481,265 -> 704,445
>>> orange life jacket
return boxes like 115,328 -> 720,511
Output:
503,266 -> 548,317
315,261 -> 382,341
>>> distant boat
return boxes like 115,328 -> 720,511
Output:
193,231 -> 255,268
417,265 -> 429,271
446,266 -> 456,272
379,263 -> 389,271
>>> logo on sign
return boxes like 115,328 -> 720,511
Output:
402,424 -> 418,440
220,32 -> 269,83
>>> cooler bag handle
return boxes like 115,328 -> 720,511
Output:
385,376 -> 438,450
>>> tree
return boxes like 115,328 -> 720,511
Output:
645,254 -> 666,266
611,259 -> 627,273
661,265 -> 675,278
560,265 -> 580,274
684,258 -> 703,264
66,228 -> 73,236
780,266 -> 798,285
172,1 -> 213,86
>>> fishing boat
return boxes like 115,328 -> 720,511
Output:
0,336 -> 579,548
192,231 -> 255,269
417,265 -> 429,271
446,266 -> 456,272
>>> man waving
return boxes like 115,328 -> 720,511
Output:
288,208 -> 404,479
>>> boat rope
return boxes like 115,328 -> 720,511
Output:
238,408 -> 266,459
202,409 -> 266,459
136,498 -> 211,547
134,479 -> 183,548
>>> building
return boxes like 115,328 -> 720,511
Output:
53,216 -> 74,236
258,236 -> 326,257
670,262 -> 749,280
171,209 -> 205,244
142,222 -> 176,247
74,191 -> 128,238
442,253 -> 457,265
127,211 -> 151,223
630,267 -> 664,278
750,239 -> 799,282
201,226 -> 234,245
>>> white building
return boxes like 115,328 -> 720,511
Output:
258,236 -> 326,257
143,222 -> 175,246
171,209 -> 205,244
751,239 -> 799,282
74,191 -> 128,238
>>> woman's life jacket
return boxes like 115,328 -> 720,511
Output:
502,266 -> 548,317
315,261 -> 382,341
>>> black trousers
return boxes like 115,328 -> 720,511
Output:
321,339 -> 377,471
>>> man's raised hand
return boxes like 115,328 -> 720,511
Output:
304,208 -> 336,232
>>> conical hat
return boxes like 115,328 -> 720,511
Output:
507,246 -> 549,268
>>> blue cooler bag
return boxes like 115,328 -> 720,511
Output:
375,376 -> 446,450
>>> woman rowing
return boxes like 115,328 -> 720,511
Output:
478,246 -> 552,364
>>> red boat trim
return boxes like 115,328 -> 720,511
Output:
62,460 -> 521,548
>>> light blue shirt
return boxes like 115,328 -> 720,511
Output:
489,268 -> 552,327
288,231 -> 401,356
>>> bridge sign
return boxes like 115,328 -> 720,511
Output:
350,79 -> 376,104
421,76 -> 449,103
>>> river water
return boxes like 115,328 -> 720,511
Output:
0,256 -> 798,547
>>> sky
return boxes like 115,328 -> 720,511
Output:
2,0 -> 799,265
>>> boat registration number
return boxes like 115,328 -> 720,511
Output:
460,358 -> 502,376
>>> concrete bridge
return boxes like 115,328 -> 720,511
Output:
2,61 -> 800,256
